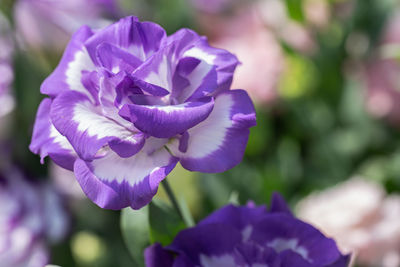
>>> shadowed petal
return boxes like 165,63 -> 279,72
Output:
29,98 -> 76,170
119,97 -> 214,138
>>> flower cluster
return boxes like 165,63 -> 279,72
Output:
145,193 -> 350,267
30,16 -> 256,210
0,169 -> 68,267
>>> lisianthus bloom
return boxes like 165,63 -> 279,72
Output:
30,16 -> 256,210
0,169 -> 68,267
145,193 -> 350,267
14,0 -> 118,52
297,177 -> 400,267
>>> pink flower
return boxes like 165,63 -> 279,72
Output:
364,10 -> 400,125
296,177 -> 400,267
197,5 -> 284,105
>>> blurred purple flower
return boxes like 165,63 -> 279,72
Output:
145,193 -> 350,267
29,16 -> 256,210
0,169 -> 68,267
13,0 -> 119,52
0,12 -> 15,118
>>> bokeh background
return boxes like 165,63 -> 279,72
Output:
1,0 -> 400,266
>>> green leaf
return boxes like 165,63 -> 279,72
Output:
149,199 -> 186,246
120,207 -> 150,267
284,0 -> 304,22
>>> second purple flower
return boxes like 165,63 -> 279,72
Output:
30,16 -> 256,210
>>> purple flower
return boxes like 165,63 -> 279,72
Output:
0,169 -> 68,267
29,16 -> 256,210
145,193 -> 350,267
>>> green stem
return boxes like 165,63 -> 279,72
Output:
161,179 -> 188,226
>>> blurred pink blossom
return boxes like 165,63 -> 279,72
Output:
364,10 -> 400,125
304,0 -> 330,28
260,0 -> 317,54
190,0 -> 236,14
296,177 -> 400,267
198,5 -> 284,105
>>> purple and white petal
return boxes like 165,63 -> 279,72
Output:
119,97 -> 214,138
50,90 -> 144,160
40,26 -> 95,98
131,46 -> 174,93
73,138 -> 178,210
29,99 -> 76,170
172,56 -> 218,103
181,37 -> 239,93
234,243 -> 281,267
96,43 -> 143,73
167,89 -> 256,173
251,214 -> 344,266
84,16 -> 166,63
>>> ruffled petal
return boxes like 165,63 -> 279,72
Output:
73,139 -> 178,210
179,32 -> 239,92
96,42 -> 143,73
131,46 -> 174,93
29,99 -> 76,170
119,97 -> 214,138
171,56 -> 218,103
40,26 -> 95,98
50,90 -> 144,160
84,16 -> 166,63
167,89 -> 256,172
